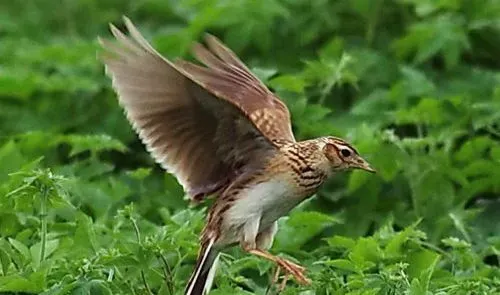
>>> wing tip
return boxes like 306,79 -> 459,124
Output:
108,22 -> 121,37
190,42 -> 206,60
105,15 -> 132,37
122,15 -> 131,24
122,15 -> 136,34
203,33 -> 225,52
203,33 -> 218,44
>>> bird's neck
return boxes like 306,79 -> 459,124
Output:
280,139 -> 331,171
268,139 -> 332,193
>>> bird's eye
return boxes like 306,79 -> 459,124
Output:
340,149 -> 351,157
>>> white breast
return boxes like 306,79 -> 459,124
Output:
223,178 -> 302,240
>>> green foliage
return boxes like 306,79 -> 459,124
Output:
0,0 -> 499,294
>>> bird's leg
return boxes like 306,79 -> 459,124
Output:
257,222 -> 293,292
279,274 -> 290,292
265,266 -> 281,294
246,248 -> 311,285
272,265 -> 281,285
242,220 -> 309,286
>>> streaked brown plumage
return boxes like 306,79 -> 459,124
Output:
99,16 -> 375,295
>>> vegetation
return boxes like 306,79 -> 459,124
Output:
0,0 -> 499,294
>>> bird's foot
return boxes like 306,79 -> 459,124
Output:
272,257 -> 311,289
247,248 -> 311,289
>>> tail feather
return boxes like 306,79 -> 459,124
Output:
185,239 -> 219,295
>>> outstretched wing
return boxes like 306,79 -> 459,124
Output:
99,17 -> 289,201
175,34 -> 295,143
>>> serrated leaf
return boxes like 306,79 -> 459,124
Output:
385,226 -> 416,257
348,237 -> 382,269
61,134 -> 127,157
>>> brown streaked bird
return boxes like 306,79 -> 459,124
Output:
99,16 -> 375,295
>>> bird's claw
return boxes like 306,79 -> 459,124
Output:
274,258 -> 311,287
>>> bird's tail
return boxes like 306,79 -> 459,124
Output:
185,238 -> 220,295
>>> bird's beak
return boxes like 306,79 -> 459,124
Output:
356,159 -> 376,173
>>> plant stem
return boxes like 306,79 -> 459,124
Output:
141,271 -> 154,295
131,217 -> 141,242
159,253 -> 175,295
130,216 -> 153,295
366,0 -> 384,46
39,185 -> 48,265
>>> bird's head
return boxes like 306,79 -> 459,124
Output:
321,136 -> 375,173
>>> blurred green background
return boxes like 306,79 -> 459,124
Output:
0,0 -> 499,294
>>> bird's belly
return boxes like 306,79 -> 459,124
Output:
259,194 -> 302,229
222,178 -> 304,242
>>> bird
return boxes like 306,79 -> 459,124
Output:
99,16 -> 376,295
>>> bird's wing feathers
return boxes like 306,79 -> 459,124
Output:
175,34 -> 296,143
99,17 -> 286,201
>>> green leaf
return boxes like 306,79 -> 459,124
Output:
127,168 -> 152,180
326,235 -> 356,250
0,248 -> 11,275
393,14 -> 469,69
385,224 -> 422,257
408,278 -> 426,295
347,170 -> 372,193
8,238 -> 31,262
455,136 -> 495,162
407,248 -> 440,282
61,134 -> 127,157
0,141 -> 26,183
324,259 -> 359,273
275,211 -> 341,251
463,160 -> 499,177
448,210 -> 472,242
252,67 -> 278,83
0,269 -> 46,292
73,213 -> 98,254
441,237 -> 470,249
69,280 -> 112,295
30,239 -> 59,270
348,237 -> 382,270
269,74 -> 306,93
